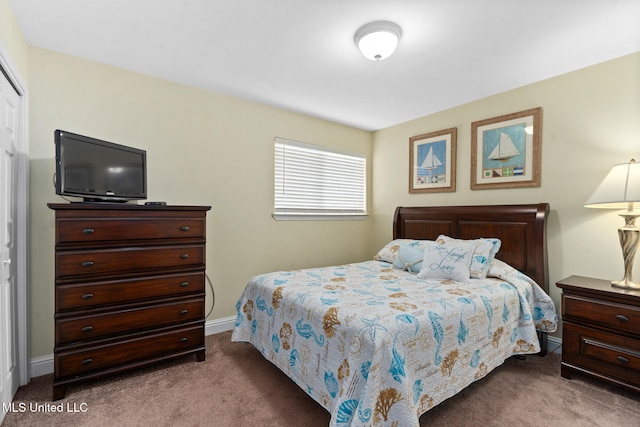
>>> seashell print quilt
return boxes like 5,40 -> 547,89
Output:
231,258 -> 557,427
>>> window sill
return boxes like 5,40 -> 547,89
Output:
272,213 -> 369,221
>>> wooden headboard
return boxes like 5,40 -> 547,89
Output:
393,203 -> 550,293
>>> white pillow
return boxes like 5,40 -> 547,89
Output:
417,240 -> 475,283
437,235 -> 501,279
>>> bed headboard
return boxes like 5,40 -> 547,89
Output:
393,203 -> 550,293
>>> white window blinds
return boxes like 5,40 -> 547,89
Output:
274,138 -> 366,218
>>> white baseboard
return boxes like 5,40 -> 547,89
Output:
204,315 -> 236,336
30,354 -> 54,379
548,335 -> 562,355
30,317 -> 238,378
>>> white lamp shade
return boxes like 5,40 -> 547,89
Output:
585,159 -> 640,209
354,21 -> 402,61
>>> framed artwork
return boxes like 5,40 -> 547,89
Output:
470,107 -> 542,190
409,127 -> 457,193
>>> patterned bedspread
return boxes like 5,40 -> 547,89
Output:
231,259 -> 557,426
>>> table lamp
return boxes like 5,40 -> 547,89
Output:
585,159 -> 640,289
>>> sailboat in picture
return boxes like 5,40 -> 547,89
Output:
420,146 -> 443,183
488,132 -> 519,162
421,146 -> 442,170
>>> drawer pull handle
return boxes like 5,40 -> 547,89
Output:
179,281 -> 189,288
80,358 -> 93,366
179,254 -> 189,260
82,261 -> 94,268
180,337 -> 188,343
81,325 -> 94,333
617,355 -> 630,364
616,314 -> 630,322
179,309 -> 189,315
180,226 -> 190,232
82,228 -> 95,234
81,293 -> 94,300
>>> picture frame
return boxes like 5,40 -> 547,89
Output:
409,127 -> 457,193
470,107 -> 542,190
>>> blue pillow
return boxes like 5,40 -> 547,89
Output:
393,245 -> 424,273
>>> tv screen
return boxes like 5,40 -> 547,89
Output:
55,130 -> 147,202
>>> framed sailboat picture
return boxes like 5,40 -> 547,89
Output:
409,127 -> 457,193
470,107 -> 542,190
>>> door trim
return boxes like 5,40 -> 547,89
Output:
0,41 -> 30,387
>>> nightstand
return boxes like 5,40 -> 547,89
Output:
556,275 -> 640,393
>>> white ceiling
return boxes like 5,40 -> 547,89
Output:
9,0 -> 640,131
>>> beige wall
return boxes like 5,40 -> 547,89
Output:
0,0 -> 28,79
27,47 -> 373,358
371,52 -> 640,337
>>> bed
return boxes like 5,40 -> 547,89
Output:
231,204 -> 557,426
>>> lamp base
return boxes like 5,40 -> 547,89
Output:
611,278 -> 640,290
613,212 -> 640,290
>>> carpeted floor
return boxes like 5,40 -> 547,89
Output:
3,331 -> 639,427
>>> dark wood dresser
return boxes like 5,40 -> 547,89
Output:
557,275 -> 640,392
48,203 -> 211,400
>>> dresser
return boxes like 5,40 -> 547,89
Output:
556,275 -> 640,392
48,203 -> 211,400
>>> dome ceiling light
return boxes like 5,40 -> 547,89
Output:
354,21 -> 403,61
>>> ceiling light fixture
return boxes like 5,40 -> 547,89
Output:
354,21 -> 402,61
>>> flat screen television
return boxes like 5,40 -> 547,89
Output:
55,130 -> 147,202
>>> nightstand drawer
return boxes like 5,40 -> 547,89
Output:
563,294 -> 640,335
563,322 -> 640,386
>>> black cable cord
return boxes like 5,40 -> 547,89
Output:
52,172 -> 74,203
205,272 -> 215,318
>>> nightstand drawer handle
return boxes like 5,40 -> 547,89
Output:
180,226 -> 190,232
81,293 -> 94,300
179,309 -> 189,315
616,355 -> 630,364
80,358 -> 93,366
82,261 -> 94,268
179,254 -> 189,260
179,281 -> 189,288
81,325 -> 94,333
616,314 -> 630,322
82,228 -> 95,234
180,337 -> 188,343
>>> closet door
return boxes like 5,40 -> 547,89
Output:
0,69 -> 20,421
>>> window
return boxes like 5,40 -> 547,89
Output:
273,138 -> 367,220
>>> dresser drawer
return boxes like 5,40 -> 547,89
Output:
55,324 -> 204,379
56,218 -> 206,244
56,298 -> 204,344
563,294 -> 640,335
563,322 -> 640,386
56,272 -> 204,311
56,245 -> 204,278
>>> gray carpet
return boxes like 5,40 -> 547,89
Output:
3,331 -> 639,426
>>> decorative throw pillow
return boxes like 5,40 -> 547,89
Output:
417,240 -> 475,283
374,239 -> 428,264
393,245 -> 424,273
437,235 -> 501,279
